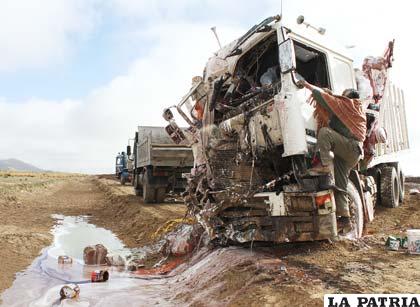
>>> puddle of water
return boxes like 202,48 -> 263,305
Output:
1,215 -> 170,307
48,215 -> 130,263
0,214 -> 261,307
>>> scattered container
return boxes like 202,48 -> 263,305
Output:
386,236 -> 400,251
58,255 -> 73,265
407,229 -> 420,255
279,264 -> 288,273
91,270 -> 109,282
84,244 -> 108,265
60,284 -> 80,300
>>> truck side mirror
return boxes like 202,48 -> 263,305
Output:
127,145 -> 131,156
165,123 -> 186,144
163,108 -> 174,122
278,39 -> 296,73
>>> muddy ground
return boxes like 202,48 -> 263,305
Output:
0,171 -> 419,306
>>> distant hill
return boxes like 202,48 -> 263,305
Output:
0,159 -> 44,172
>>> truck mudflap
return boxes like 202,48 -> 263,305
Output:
194,187 -> 338,244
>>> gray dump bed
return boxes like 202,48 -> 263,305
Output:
136,126 -> 194,168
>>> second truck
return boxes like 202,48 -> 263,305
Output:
130,126 -> 194,203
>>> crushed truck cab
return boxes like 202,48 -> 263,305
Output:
163,16 -> 409,244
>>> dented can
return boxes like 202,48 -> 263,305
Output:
60,284 -> 80,300
386,236 -> 400,251
91,270 -> 109,282
58,255 -> 73,264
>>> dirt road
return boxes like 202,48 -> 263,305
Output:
0,173 -> 185,293
0,172 -> 419,306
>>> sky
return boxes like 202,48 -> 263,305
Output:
0,0 -> 419,174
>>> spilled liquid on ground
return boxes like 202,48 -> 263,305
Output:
1,215 -> 262,306
1,215 -> 170,306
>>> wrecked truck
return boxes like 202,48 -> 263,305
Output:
163,15 -> 409,244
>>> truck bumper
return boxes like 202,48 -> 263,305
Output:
209,189 -> 338,244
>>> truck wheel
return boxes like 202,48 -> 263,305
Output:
398,170 -> 405,203
134,174 -> 142,196
345,182 -> 364,239
155,188 -> 166,203
380,166 -> 399,208
143,181 -> 156,203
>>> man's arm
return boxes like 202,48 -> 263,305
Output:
299,80 -> 334,115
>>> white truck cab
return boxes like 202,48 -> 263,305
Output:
163,15 -> 408,244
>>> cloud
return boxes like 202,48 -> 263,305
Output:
0,0 -> 418,175
108,0 -> 276,22
0,22 -> 244,173
0,0 -> 99,72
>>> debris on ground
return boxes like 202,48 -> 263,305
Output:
59,284 -> 80,300
407,229 -> 420,254
409,188 -> 420,195
165,223 -> 204,256
91,270 -> 109,282
57,255 -> 73,264
126,240 -> 167,271
151,217 -> 196,240
105,254 -> 125,266
135,257 -> 186,275
385,235 -> 401,251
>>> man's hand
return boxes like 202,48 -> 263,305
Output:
294,72 -> 306,89
293,73 -> 317,91
296,79 -> 306,89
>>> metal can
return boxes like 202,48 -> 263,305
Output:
91,270 -> 109,282
58,255 -> 73,264
386,236 -> 400,251
399,237 -> 408,249
60,284 -> 80,300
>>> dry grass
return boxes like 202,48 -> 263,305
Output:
0,171 -> 83,178
0,171 -> 84,204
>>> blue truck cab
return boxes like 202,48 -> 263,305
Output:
115,151 -> 131,185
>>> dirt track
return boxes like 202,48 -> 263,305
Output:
0,172 -> 419,306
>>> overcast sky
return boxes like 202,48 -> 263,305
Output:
0,0 -> 419,174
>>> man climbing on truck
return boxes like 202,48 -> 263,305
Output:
300,79 -> 367,224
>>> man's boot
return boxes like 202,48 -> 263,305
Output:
308,163 -> 335,190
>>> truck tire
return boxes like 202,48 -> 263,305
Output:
134,174 -> 142,196
155,187 -> 166,203
346,181 -> 364,239
380,166 -> 399,208
398,169 -> 405,203
143,181 -> 156,203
